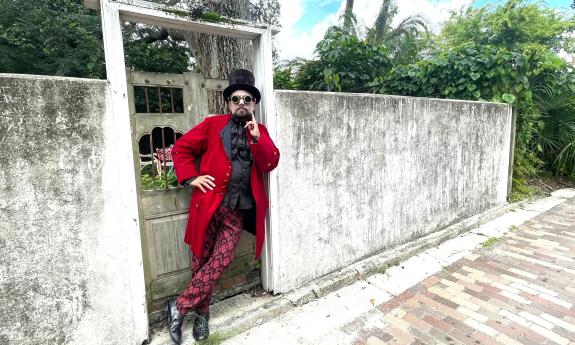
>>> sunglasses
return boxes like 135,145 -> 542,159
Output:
229,95 -> 255,104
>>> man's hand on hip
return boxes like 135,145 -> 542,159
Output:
191,175 -> 215,193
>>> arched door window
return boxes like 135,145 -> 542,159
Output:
138,126 -> 183,190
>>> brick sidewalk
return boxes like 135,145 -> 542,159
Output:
348,198 -> 575,345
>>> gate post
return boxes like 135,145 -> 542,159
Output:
99,0 -> 149,342
252,27 -> 279,292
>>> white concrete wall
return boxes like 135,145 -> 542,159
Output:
0,74 -> 147,345
271,91 -> 512,292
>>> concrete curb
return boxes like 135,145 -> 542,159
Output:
278,202 -> 517,305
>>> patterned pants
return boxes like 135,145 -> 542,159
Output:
176,204 -> 244,316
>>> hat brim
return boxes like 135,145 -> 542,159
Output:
223,84 -> 261,104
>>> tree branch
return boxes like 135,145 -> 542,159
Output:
130,27 -> 186,44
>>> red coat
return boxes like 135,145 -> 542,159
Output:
172,114 -> 280,259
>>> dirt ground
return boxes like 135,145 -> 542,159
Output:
526,176 -> 575,197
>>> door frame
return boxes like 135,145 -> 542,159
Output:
85,0 -> 279,341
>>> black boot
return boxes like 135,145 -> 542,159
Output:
165,297 -> 185,345
192,312 -> 210,342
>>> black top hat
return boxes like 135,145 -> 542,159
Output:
223,69 -> 261,104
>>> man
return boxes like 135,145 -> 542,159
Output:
165,69 -> 280,344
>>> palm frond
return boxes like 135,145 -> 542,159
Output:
395,16 -> 429,34
385,15 -> 429,43
554,141 -> 575,176
531,72 -> 575,112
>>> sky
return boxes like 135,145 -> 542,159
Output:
274,0 -> 574,62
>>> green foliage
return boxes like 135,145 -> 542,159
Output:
141,170 -> 178,190
123,23 -> 191,74
0,0 -> 106,78
273,65 -> 296,90
200,331 -> 236,345
530,69 -> 575,177
370,43 -> 560,106
199,11 -> 239,24
481,237 -> 500,248
290,31 -> 391,92
438,0 -> 575,53
0,0 -> 194,78
508,177 -> 537,202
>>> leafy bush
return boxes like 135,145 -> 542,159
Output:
287,31 -> 391,92
142,170 -> 179,190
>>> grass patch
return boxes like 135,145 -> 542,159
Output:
509,178 -> 537,202
509,175 -> 575,203
481,237 -> 500,248
198,331 -> 237,345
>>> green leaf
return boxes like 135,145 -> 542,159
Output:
470,72 -> 481,81
501,93 -> 516,104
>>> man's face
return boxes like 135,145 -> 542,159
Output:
228,90 -> 256,121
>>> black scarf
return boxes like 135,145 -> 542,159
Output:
230,117 -> 252,163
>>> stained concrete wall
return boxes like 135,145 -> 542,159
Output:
272,91 -> 512,292
0,74 -> 147,344
0,75 -> 513,341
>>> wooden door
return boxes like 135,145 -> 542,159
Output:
127,71 -> 259,323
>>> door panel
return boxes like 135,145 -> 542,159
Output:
150,214 -> 190,276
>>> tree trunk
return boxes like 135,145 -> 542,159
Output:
183,0 -> 253,114
342,0 -> 354,32
375,0 -> 392,43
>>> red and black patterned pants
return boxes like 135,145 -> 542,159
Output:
176,204 -> 244,316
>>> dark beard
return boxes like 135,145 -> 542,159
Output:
232,110 -> 252,121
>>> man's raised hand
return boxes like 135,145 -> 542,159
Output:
244,112 -> 260,141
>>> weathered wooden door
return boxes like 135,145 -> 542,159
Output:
127,70 -> 259,323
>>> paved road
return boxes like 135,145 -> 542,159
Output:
223,195 -> 575,345
350,198 -> 575,345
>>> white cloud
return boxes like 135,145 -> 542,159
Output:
275,0 -> 343,62
276,0 -> 474,61
278,0 -> 303,28
353,0 -> 472,33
